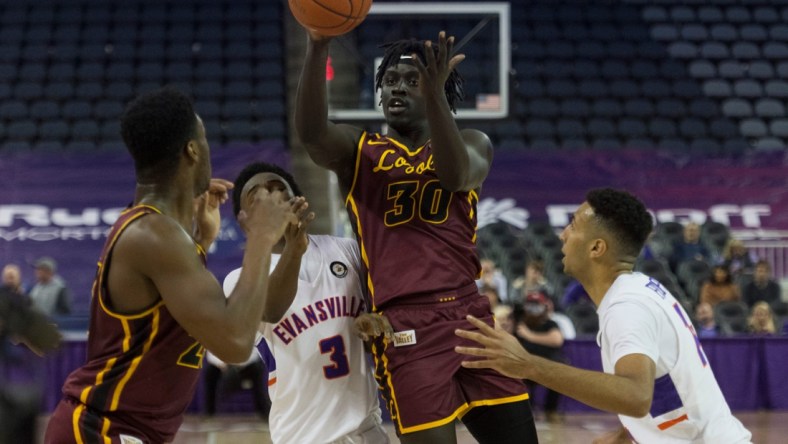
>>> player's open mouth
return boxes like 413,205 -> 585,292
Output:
387,99 -> 407,114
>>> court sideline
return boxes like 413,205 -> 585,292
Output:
36,411 -> 787,443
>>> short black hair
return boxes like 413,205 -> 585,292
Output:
375,39 -> 464,113
586,188 -> 653,257
120,87 -> 198,179
232,162 -> 303,218
710,265 -> 733,284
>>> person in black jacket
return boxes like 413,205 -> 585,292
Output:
514,291 -> 565,422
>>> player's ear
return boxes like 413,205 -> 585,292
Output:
589,238 -> 607,258
185,140 -> 199,164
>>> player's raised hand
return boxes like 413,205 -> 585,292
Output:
283,198 -> 315,257
454,314 -> 535,379
239,189 -> 300,245
353,313 -> 394,342
306,28 -> 332,42
193,178 -> 234,246
412,31 -> 465,96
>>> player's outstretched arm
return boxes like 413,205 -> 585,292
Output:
294,29 -> 361,181
456,315 -> 656,417
121,189 -> 298,363
262,204 -> 315,323
412,31 -> 492,192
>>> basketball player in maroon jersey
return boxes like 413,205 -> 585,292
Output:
45,88 -> 304,444
295,31 -> 538,443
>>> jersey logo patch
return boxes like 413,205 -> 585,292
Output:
393,330 -> 417,347
330,261 -> 348,278
120,435 -> 144,444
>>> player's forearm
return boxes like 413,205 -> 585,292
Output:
193,223 -> 219,253
424,91 -> 472,192
295,38 -> 331,146
221,240 -> 276,361
262,249 -> 303,323
529,356 -> 652,417
194,234 -> 213,254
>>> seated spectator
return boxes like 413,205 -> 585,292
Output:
514,285 -> 576,340
479,285 -> 501,311
511,259 -> 555,302
693,302 -> 722,338
742,260 -> 781,308
515,292 -> 565,423
547,298 -> 576,341
670,222 -> 710,272
28,257 -> 72,316
747,301 -> 777,336
476,258 -> 508,303
720,239 -> 756,281
2,264 -> 27,296
204,350 -> 270,419
700,265 -> 741,307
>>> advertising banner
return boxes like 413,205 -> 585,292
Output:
0,144 -> 288,309
2,147 -> 786,308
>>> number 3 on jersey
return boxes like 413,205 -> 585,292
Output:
319,335 -> 350,379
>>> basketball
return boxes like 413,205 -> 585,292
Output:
288,0 -> 372,37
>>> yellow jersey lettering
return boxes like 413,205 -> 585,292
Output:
373,149 -> 398,172
373,151 -> 435,176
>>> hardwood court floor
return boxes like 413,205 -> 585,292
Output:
38,411 -> 787,443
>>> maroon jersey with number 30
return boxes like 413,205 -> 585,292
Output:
60,205 -> 205,442
346,132 -> 481,310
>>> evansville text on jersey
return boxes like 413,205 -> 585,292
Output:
273,295 -> 365,345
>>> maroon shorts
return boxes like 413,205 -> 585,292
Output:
372,283 -> 529,435
45,397 -> 161,444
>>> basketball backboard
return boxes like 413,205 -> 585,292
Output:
326,2 -> 511,120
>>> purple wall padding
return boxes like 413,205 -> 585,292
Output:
26,337 -> 787,415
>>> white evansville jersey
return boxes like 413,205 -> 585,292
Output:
596,273 -> 751,444
223,235 -> 380,444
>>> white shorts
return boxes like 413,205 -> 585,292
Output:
329,411 -> 390,444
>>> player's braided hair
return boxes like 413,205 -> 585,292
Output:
586,188 -> 654,258
231,162 -> 303,218
375,39 -> 464,113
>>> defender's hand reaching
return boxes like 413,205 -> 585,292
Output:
455,314 -> 536,380
193,178 -> 234,246
354,313 -> 394,342
283,200 -> 315,257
